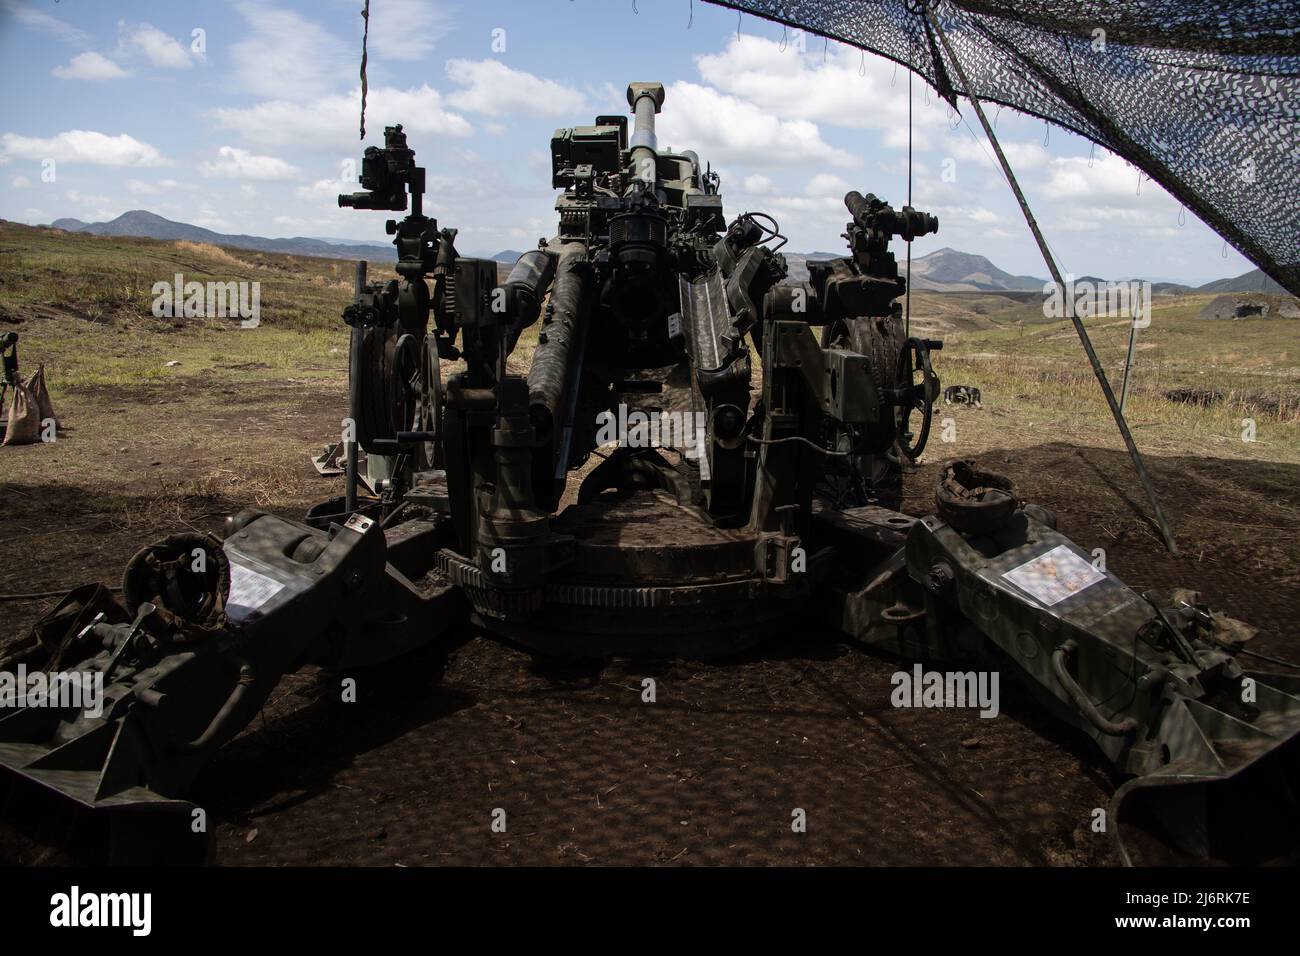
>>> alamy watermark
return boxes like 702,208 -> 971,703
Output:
50,886 -> 151,936
0,666 -> 104,718
1043,276 -> 1151,327
151,273 -> 261,328
891,664 -> 1000,718
595,404 -> 710,477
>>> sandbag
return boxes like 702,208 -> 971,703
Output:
2,379 -> 40,445
23,363 -> 57,431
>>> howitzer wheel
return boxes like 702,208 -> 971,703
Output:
817,314 -> 905,510
351,324 -> 420,455
898,337 -> 941,461
414,331 -> 442,469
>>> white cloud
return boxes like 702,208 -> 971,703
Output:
1036,153 -> 1187,243
656,81 -> 856,168
230,1 -> 351,100
0,0 -> 92,46
210,85 -> 471,151
367,0 -> 453,61
126,178 -> 179,195
200,146 -> 301,181
1042,152 -> 1142,201
743,174 -> 773,194
445,59 -> 587,117
948,135 -> 1051,173
695,35 -> 950,149
52,51 -> 130,81
805,172 -> 852,197
10,175 -> 31,188
425,171 -> 499,202
296,177 -> 349,200
0,130 -> 169,166
118,22 -> 198,69
64,188 -> 113,205
61,189 -> 124,223
191,208 -> 234,231
748,174 -> 856,226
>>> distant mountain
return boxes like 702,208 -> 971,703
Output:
46,210 -> 395,261
906,247 -> 1044,292
50,217 -> 90,231
1196,268 -> 1288,295
785,247 -> 1043,292
305,235 -> 392,249
47,211 -> 1269,296
1057,275 -> 1191,296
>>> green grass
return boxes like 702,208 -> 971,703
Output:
0,224 -> 376,332
2,220 -> 1296,464
0,222 -> 377,394
925,292 -> 1300,460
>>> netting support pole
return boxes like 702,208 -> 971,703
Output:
1119,321 -> 1139,415
346,259 -> 366,516
923,3 -> 1178,555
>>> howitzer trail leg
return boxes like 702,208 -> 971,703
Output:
0,511 -> 466,862
822,501 -> 1300,865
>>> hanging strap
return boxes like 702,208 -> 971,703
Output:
358,0 -> 371,140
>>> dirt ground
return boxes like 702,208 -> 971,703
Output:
1,374 -> 1297,867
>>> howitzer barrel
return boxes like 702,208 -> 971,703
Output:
505,249 -> 557,353
626,82 -> 665,183
527,246 -> 590,444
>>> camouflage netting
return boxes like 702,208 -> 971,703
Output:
705,1 -> 1300,295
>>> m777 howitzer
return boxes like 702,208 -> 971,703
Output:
2,84 -> 1298,866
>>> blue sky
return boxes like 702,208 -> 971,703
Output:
0,0 -> 1255,282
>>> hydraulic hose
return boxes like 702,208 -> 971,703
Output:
1052,640 -> 1139,736
175,659 -> 260,753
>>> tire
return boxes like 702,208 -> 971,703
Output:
351,325 -> 419,455
846,314 -> 905,455
815,314 -> 905,511
935,460 -> 1017,534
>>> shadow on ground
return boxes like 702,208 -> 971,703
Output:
0,443 -> 1296,865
